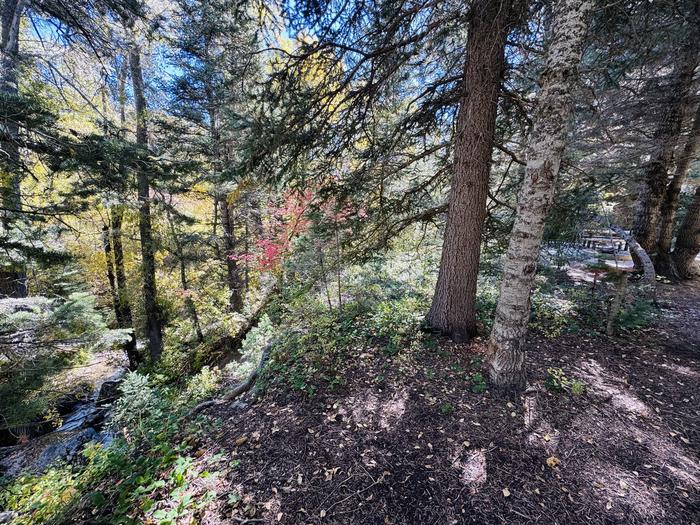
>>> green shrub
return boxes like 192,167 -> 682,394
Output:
184,366 -> 222,404
366,297 -> 425,354
545,367 -> 585,395
110,372 -> 170,443
617,298 -> 657,331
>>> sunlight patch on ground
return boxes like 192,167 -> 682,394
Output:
342,388 -> 408,430
628,427 -> 700,489
456,448 -> 487,490
527,421 -> 560,454
581,459 -> 665,519
659,362 -> 700,379
577,359 -> 651,417
571,409 -> 699,491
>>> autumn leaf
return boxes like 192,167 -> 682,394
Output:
546,456 -> 561,468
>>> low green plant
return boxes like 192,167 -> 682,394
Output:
440,402 -> 455,414
184,366 -> 222,404
470,372 -> 487,393
617,298 -> 657,331
545,367 -> 585,395
110,372 -> 171,442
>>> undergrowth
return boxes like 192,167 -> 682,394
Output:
0,369 -> 222,525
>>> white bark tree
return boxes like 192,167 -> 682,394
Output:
487,0 -> 595,392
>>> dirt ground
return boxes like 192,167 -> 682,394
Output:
186,282 -> 699,525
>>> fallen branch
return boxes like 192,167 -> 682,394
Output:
184,341 -> 273,419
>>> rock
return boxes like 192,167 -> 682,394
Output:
96,379 -> 122,405
0,511 -> 18,523
35,428 -> 97,470
0,428 -> 98,478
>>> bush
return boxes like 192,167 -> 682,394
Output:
265,292 -> 427,395
184,366 -> 222,404
617,298 -> 657,331
366,297 -> 425,354
110,372 -> 170,443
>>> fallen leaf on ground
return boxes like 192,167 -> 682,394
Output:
546,456 -> 561,468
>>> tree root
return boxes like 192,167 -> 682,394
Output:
184,342 -> 273,419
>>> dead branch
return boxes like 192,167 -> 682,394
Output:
184,341 -> 273,419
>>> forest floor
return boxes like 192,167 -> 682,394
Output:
175,280 -> 700,525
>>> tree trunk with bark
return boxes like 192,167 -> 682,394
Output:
606,272 -> 628,337
656,102 -> 700,276
610,225 -> 656,288
102,222 -> 119,319
165,208 -> 204,343
633,35 -> 699,254
672,186 -> 700,279
128,37 -> 164,362
220,195 -> 244,312
427,0 -> 524,342
109,64 -> 139,368
0,0 -> 27,298
487,0 -> 594,393
110,207 -> 139,369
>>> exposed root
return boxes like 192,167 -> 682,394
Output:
185,342 -> 272,419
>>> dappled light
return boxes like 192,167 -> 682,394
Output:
1,0 -> 700,523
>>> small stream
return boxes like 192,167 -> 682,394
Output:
0,368 -> 126,477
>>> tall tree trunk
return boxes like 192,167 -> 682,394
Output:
672,186 -> 700,279
111,207 -> 139,369
128,38 -> 163,362
611,225 -> 656,288
111,61 -> 139,368
102,221 -> 119,317
632,31 -> 699,253
427,0 -> 524,342
487,0 -> 594,393
0,0 -> 27,298
656,102 -> 700,276
220,196 -> 244,312
165,208 -> 204,343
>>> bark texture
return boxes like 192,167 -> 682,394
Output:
427,0 -> 524,342
102,223 -> 119,319
606,273 -> 628,337
656,102 -> 700,276
611,225 -> 656,288
672,186 -> 700,279
166,208 -> 204,343
220,195 -> 245,312
633,29 -> 699,254
110,207 -> 139,369
110,66 -> 139,369
0,0 -> 27,298
128,38 -> 164,362
487,0 -> 594,392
